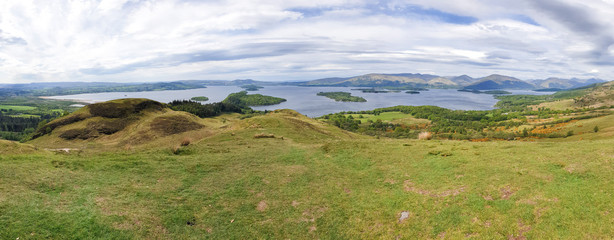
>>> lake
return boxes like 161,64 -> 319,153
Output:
44,86 -> 551,117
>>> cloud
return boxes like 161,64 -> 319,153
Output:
0,0 -> 613,83
0,30 -> 27,46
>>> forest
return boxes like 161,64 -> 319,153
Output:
167,100 -> 244,118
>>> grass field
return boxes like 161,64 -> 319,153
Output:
3,110 -> 614,239
0,105 -> 37,111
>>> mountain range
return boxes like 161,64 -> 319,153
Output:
298,73 -> 608,90
1,74 -> 608,93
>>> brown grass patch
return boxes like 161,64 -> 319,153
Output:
500,186 -> 517,200
150,115 -> 204,136
256,200 -> 268,212
418,132 -> 432,140
180,137 -> 192,146
254,133 -> 275,138
59,128 -> 99,140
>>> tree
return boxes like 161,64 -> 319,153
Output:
594,126 -> 599,133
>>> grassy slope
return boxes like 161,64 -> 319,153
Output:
2,109 -> 614,239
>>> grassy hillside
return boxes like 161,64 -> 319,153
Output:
3,109 -> 614,238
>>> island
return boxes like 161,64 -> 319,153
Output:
405,91 -> 420,94
190,96 -> 209,101
317,92 -> 367,102
223,91 -> 286,106
240,84 -> 264,91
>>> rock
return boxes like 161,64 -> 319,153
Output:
399,211 -> 410,222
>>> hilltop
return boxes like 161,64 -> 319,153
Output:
28,98 -> 210,150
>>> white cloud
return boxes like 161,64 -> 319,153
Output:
0,0 -> 612,83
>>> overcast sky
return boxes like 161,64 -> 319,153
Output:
0,0 -> 613,83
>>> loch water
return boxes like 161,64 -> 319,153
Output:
45,86 -> 551,117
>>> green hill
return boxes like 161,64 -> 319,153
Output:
28,98 -> 214,150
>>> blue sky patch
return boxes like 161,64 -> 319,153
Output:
510,15 -> 540,26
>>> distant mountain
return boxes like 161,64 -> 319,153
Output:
447,75 -> 475,86
300,73 -> 457,88
530,77 -> 607,90
387,73 -> 440,81
463,74 -> 535,90
428,77 -> 458,87
183,79 -> 277,86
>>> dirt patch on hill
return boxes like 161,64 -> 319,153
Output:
150,115 -> 204,136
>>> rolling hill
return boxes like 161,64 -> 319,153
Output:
28,98 -> 213,150
4,82 -> 614,238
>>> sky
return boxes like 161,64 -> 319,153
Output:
0,0 -> 613,83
